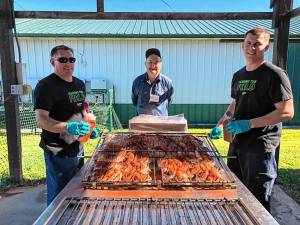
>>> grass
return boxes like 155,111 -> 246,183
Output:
0,134 -> 100,188
190,128 -> 300,204
0,129 -> 299,204
276,130 -> 300,202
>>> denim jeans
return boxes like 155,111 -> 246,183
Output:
44,149 -> 79,205
227,143 -> 277,212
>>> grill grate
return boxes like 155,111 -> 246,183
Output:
45,197 -> 260,225
83,132 -> 235,189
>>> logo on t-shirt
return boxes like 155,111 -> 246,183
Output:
237,80 -> 257,92
68,91 -> 85,103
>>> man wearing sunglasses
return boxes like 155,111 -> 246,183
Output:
34,45 -> 99,205
132,48 -> 174,116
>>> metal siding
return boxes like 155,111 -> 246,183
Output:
13,37 -> 298,125
0,18 -> 296,126
114,104 -> 229,125
18,37 -> 275,104
287,43 -> 300,125
15,18 -> 300,38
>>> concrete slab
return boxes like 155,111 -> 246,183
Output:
0,185 -> 46,225
0,184 -> 299,225
271,185 -> 300,225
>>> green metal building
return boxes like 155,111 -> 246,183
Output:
5,18 -> 299,126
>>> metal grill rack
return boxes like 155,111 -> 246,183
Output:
83,132 -> 235,189
45,197 -> 260,225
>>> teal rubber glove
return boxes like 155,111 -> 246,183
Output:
90,128 -> 100,139
66,121 -> 90,136
209,127 -> 222,139
226,120 -> 251,135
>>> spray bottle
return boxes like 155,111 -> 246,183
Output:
223,111 -> 236,143
78,101 -> 96,142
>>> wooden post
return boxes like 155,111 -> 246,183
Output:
14,11 -> 272,20
272,0 -> 292,70
108,89 -> 114,131
271,0 -> 293,170
290,7 -> 300,18
0,0 -> 23,183
97,0 -> 104,12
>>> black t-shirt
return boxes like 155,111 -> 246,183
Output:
34,73 -> 86,157
231,62 -> 293,152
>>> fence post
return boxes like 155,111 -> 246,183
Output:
0,0 -> 23,183
108,89 -> 114,131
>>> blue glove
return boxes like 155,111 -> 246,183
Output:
90,128 -> 100,139
226,120 -> 251,135
66,121 -> 90,136
209,127 -> 222,139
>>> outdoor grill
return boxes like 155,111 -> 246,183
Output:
34,132 -> 278,225
83,132 -> 235,190
44,197 -> 260,225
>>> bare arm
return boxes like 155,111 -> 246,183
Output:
250,99 -> 294,128
35,109 -> 67,133
216,99 -> 236,128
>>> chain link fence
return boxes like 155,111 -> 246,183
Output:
0,90 -> 118,191
0,106 -> 9,190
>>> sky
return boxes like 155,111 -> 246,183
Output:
13,0 -> 300,12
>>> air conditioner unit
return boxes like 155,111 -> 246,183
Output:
91,79 -> 107,90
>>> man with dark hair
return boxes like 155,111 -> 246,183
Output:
210,27 -> 294,211
131,48 -> 174,116
34,45 -> 99,205
50,45 -> 74,57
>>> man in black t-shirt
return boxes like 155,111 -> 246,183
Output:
209,27 -> 294,211
34,45 -> 99,205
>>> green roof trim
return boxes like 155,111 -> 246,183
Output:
15,18 -> 300,38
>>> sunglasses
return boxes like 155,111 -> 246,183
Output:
55,57 -> 76,63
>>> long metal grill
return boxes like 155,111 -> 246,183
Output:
45,197 -> 260,225
83,132 -> 235,189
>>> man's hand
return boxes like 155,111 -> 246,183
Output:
209,127 -> 222,139
66,121 -> 90,136
226,120 -> 251,135
90,128 -> 101,139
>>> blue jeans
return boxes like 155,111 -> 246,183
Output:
227,143 -> 277,212
44,149 -> 79,205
